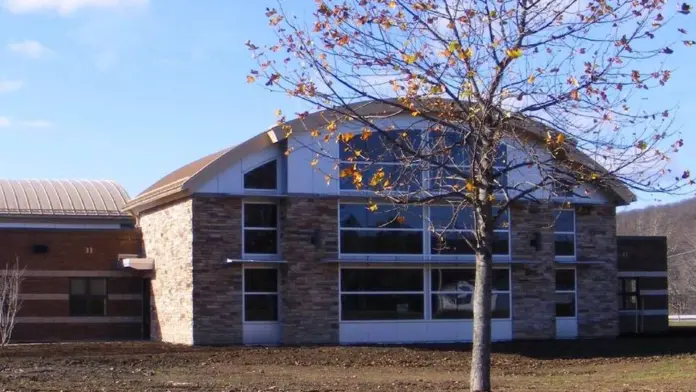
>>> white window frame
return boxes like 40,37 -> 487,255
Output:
337,202 -> 425,258
243,159 -> 279,193
338,266 -> 512,323
242,201 -> 280,259
339,266 -> 426,322
430,266 -> 512,321
554,209 -> 576,261
242,266 -> 280,324
555,267 -> 577,319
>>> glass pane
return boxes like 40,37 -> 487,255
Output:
340,230 -> 423,254
431,269 -> 475,292
431,293 -> 473,319
340,204 -> 423,229
621,278 -> 638,294
492,232 -> 509,256
493,269 -> 510,291
89,279 -> 107,296
244,204 -> 277,228
492,293 -> 511,319
555,292 -> 576,317
244,160 -> 277,190
431,292 -> 510,319
430,206 -> 474,230
493,208 -> 510,230
244,230 -> 278,254
88,297 -> 106,316
554,210 -> 575,232
556,269 -> 576,291
339,130 -> 423,162
555,233 -> 575,257
341,294 -> 424,320
70,279 -> 86,295
620,294 -> 638,310
244,269 -> 278,293
431,232 -> 475,255
339,163 -> 421,192
341,269 -> 423,292
69,298 -> 88,316
244,294 -> 278,321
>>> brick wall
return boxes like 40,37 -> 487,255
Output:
280,198 -> 339,344
509,202 -> 555,339
190,196 -> 244,345
575,205 -> 619,338
0,228 -> 145,342
140,199 -> 195,345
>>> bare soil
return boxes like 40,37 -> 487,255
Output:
1,336 -> 696,391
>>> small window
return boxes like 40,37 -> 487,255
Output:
619,278 -> 640,311
243,203 -> 278,255
243,268 -> 279,322
69,278 -> 107,316
244,160 -> 277,190
554,210 -> 575,258
555,269 -> 576,318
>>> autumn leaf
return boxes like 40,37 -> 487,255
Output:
556,134 -> 566,144
636,140 -> 648,150
266,73 -> 281,86
395,216 -> 406,224
368,202 -> 379,212
388,0 -> 397,8
275,109 -> 282,117
527,74 -> 536,84
339,166 -> 354,178
448,41 -> 461,52
361,128 -> 372,140
569,90 -> 580,101
458,47 -> 474,60
310,129 -> 320,137
402,53 -> 418,64
506,48 -> 523,59
682,170 -> 691,179
311,158 -> 319,166
246,75 -> 256,83
327,121 -> 338,132
465,180 -> 475,192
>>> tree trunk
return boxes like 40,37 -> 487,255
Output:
470,204 -> 494,392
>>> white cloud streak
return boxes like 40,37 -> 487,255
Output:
7,40 -> 53,59
0,117 -> 10,127
0,80 -> 23,93
6,0 -> 148,15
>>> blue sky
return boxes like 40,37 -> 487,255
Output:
0,0 -> 694,210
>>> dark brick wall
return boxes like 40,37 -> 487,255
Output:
12,323 -> 142,342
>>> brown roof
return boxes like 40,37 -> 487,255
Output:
0,179 -> 130,218
138,147 -> 233,196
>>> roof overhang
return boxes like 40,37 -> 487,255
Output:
120,257 -> 155,271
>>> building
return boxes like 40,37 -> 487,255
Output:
0,179 -> 149,342
4,102 -> 669,344
116,101 -> 667,346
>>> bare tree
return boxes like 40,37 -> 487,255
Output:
248,1 -> 694,390
0,260 -> 24,347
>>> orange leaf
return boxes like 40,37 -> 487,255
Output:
246,75 -> 256,83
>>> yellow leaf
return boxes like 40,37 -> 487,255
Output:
327,121 -> 338,132
527,74 -> 536,84
458,47 -> 474,60
556,134 -> 565,144
246,75 -> 256,83
488,194 -> 496,202
368,203 -> 379,212
411,110 -> 421,116
310,129 -> 320,137
339,132 -> 354,143
361,128 -> 372,140
448,41 -> 460,52
311,158 -> 319,166
388,0 -> 397,8
569,90 -> 580,101
402,53 -> 418,64
505,48 -> 523,59
325,175 -> 331,185
339,166 -> 354,178
275,109 -> 282,117
465,180 -> 474,192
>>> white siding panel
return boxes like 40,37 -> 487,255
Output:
195,145 -> 281,195
339,320 -> 512,344
243,323 -> 282,345
555,318 -> 578,339
287,134 -> 339,195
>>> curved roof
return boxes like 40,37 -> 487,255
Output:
125,99 -> 636,214
0,179 -> 131,218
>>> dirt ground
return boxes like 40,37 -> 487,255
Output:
1,336 -> 696,392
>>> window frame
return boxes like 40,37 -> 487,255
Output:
69,277 -> 108,317
242,266 -> 280,323
338,266 -> 512,323
430,266 -> 512,321
242,201 -> 280,258
555,267 -> 577,319
618,277 -> 640,311
554,209 -> 576,261
243,159 -> 279,193
339,266 -> 426,322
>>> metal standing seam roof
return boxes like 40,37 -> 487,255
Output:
0,179 -> 131,218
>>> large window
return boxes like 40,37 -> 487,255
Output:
340,268 -> 424,320
244,160 -> 277,190
339,204 -> 424,254
431,268 -> 511,319
243,268 -> 279,322
243,203 -> 278,255
554,210 -> 575,258
555,268 -> 576,317
69,278 -> 107,316
430,206 -> 510,256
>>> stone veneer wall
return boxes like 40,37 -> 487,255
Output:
280,197 -> 339,344
191,196 -> 244,345
139,199 -> 195,345
575,205 -> 618,338
509,202 -> 556,340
